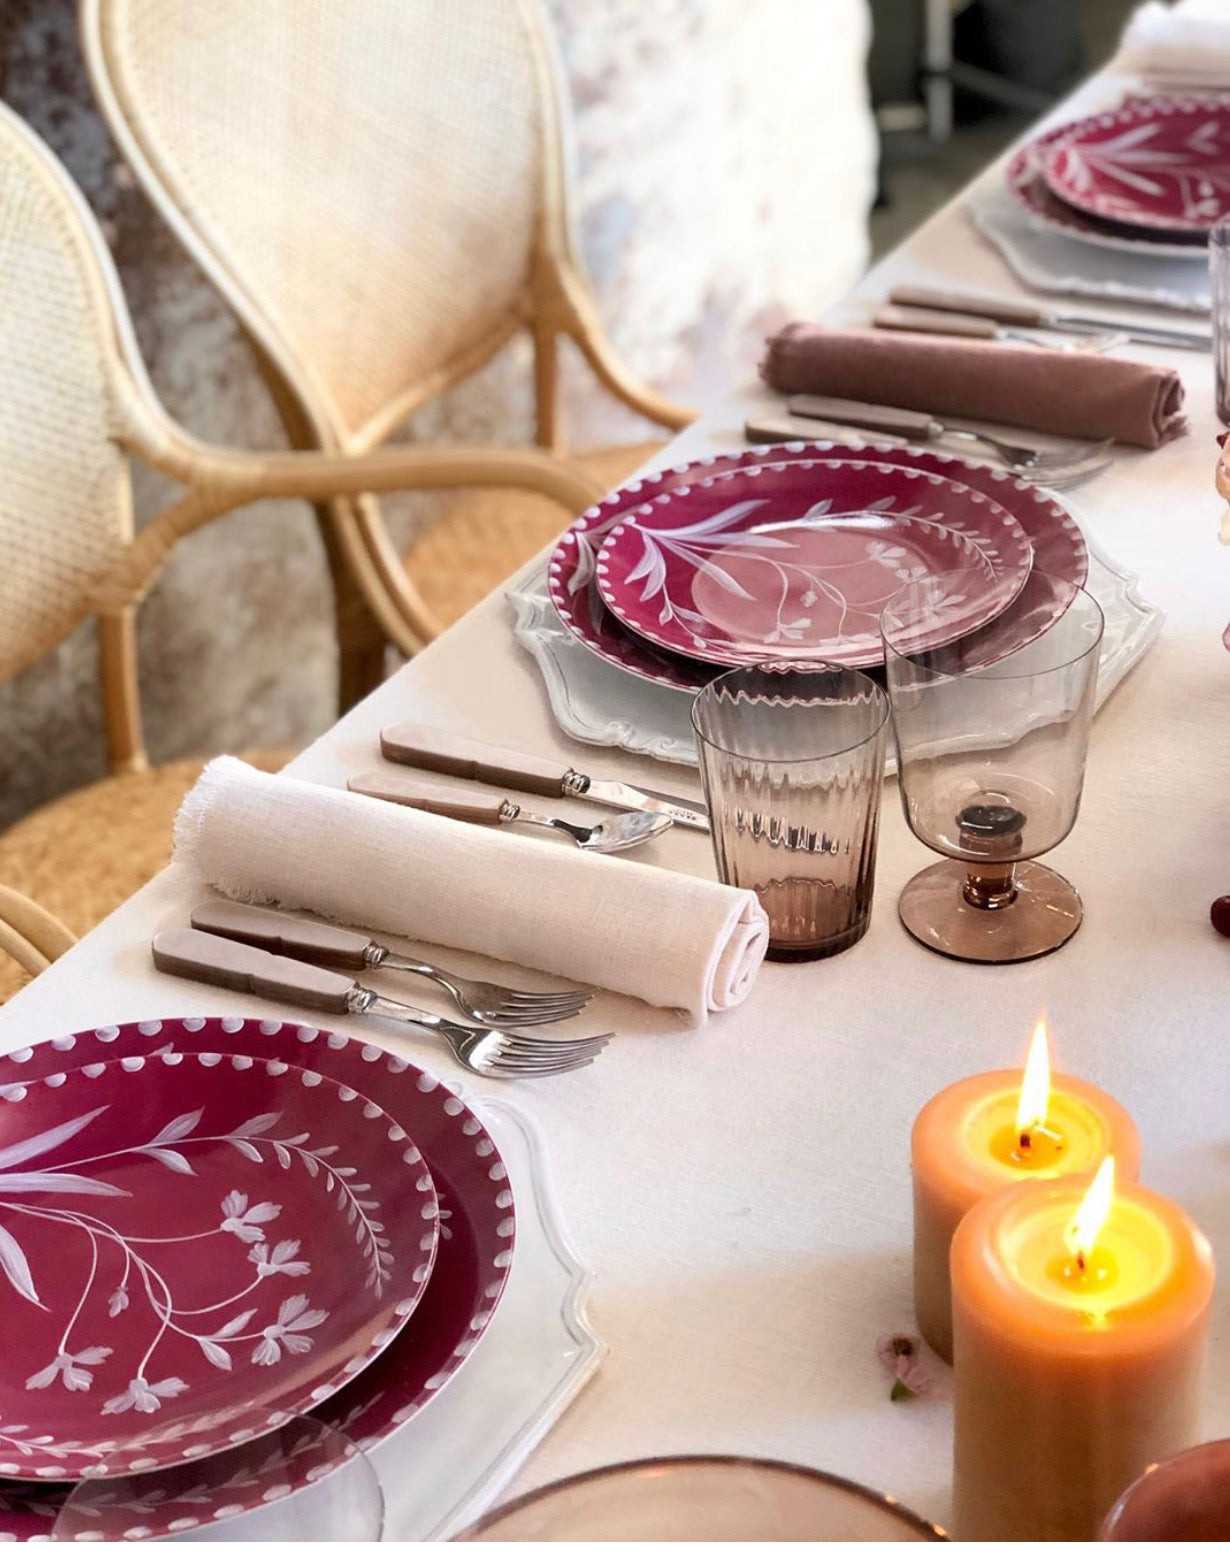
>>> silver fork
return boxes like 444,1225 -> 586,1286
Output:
190,899 -> 590,1026
152,929 -> 611,1080
374,952 -> 590,1026
784,396 -> 1115,475
935,425 -> 1114,473
745,413 -> 1111,490
351,987 -> 610,1077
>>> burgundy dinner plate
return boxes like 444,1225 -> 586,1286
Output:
1006,120 -> 1208,257
1042,97 -> 1230,236
0,1018 -> 513,1539
0,1051 -> 437,1480
591,458 -> 1032,669
548,442 -> 1087,691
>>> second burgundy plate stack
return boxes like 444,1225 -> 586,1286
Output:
547,443 -> 1089,690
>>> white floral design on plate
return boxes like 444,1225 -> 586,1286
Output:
593,468 -> 1027,667
1044,100 -> 1230,233
0,1100 -> 389,1430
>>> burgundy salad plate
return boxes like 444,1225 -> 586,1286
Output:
548,442 -> 1087,690
0,1018 -> 513,1539
0,1051 -> 438,1480
591,458 -> 1032,669
1007,118 -> 1209,257
1043,98 -> 1230,236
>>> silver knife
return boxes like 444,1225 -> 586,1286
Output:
889,285 -> 1212,352
379,723 -> 710,832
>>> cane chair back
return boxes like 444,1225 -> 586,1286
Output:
83,0 -> 569,454
0,100 -> 137,685
84,0 -> 691,657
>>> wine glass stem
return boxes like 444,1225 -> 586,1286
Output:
962,860 -> 1019,910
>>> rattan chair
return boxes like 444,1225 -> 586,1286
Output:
83,0 -> 693,697
0,100 -> 603,1001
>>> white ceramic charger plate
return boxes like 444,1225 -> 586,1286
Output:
509,521 -> 1164,768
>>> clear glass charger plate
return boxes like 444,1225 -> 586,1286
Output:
509,526 -> 1164,769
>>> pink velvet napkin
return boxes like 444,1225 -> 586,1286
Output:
761,323 -> 1188,450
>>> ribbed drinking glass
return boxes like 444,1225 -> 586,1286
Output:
691,664 -> 889,960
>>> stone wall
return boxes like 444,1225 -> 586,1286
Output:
0,0 -> 874,828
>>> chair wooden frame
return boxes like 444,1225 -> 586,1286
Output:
0,100 -> 608,971
81,0 -> 694,690
0,886 -> 79,978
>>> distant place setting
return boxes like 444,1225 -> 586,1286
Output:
4,0 -> 1230,1543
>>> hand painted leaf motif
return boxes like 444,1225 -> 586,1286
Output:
721,534 -> 793,550
235,1113 -> 280,1138
140,1148 -> 195,1176
568,533 -> 597,594
0,1105 -> 107,1171
0,1222 -> 41,1306
693,557 -> 756,601
198,1339 -> 231,1371
654,498 -> 769,540
0,1171 -> 125,1196
228,1139 -> 263,1163
213,1309 -> 256,1339
626,538 -> 667,604
799,499 -> 833,521
147,1109 -> 203,1147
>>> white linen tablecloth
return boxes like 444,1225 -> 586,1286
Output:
4,72 -> 1230,1533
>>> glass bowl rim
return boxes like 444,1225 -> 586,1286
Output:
880,573 -> 1105,685
457,1452 -> 948,1541
690,661 -> 890,765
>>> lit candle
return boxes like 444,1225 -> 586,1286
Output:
912,1018 -> 1140,1361
951,1160 -> 1215,1541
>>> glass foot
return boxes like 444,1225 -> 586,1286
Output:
898,859 -> 1083,964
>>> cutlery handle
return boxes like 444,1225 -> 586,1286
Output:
380,723 -> 569,797
873,304 -> 1000,341
349,770 -> 506,824
889,285 -> 1043,328
787,395 -> 941,440
151,928 -> 358,1013
190,899 -> 373,969
744,414 -> 911,449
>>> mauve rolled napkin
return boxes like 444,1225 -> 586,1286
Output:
173,758 -> 770,1026
761,323 -> 1187,450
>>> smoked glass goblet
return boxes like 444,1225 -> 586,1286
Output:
881,571 -> 1103,963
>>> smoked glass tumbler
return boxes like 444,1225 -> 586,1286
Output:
881,571 -> 1103,964
691,664 -> 889,961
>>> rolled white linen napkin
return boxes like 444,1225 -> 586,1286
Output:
1116,1 -> 1230,84
173,757 -> 769,1027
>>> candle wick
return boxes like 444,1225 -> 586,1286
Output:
1076,1250 -> 1087,1274
1019,1129 -> 1031,1152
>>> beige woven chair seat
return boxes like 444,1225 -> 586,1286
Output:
0,750 -> 290,1001
403,441 -> 666,629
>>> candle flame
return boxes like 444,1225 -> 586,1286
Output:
1065,1155 -> 1115,1264
1015,1016 -> 1051,1138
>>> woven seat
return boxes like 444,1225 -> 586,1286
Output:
405,440 -> 665,628
0,101 -> 609,1001
0,752 -> 290,1002
84,0 -> 693,683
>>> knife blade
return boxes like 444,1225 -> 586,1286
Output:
379,723 -> 711,832
889,285 -> 1212,351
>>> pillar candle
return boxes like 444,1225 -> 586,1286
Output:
951,1165 -> 1215,1541
912,1033 -> 1139,1361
